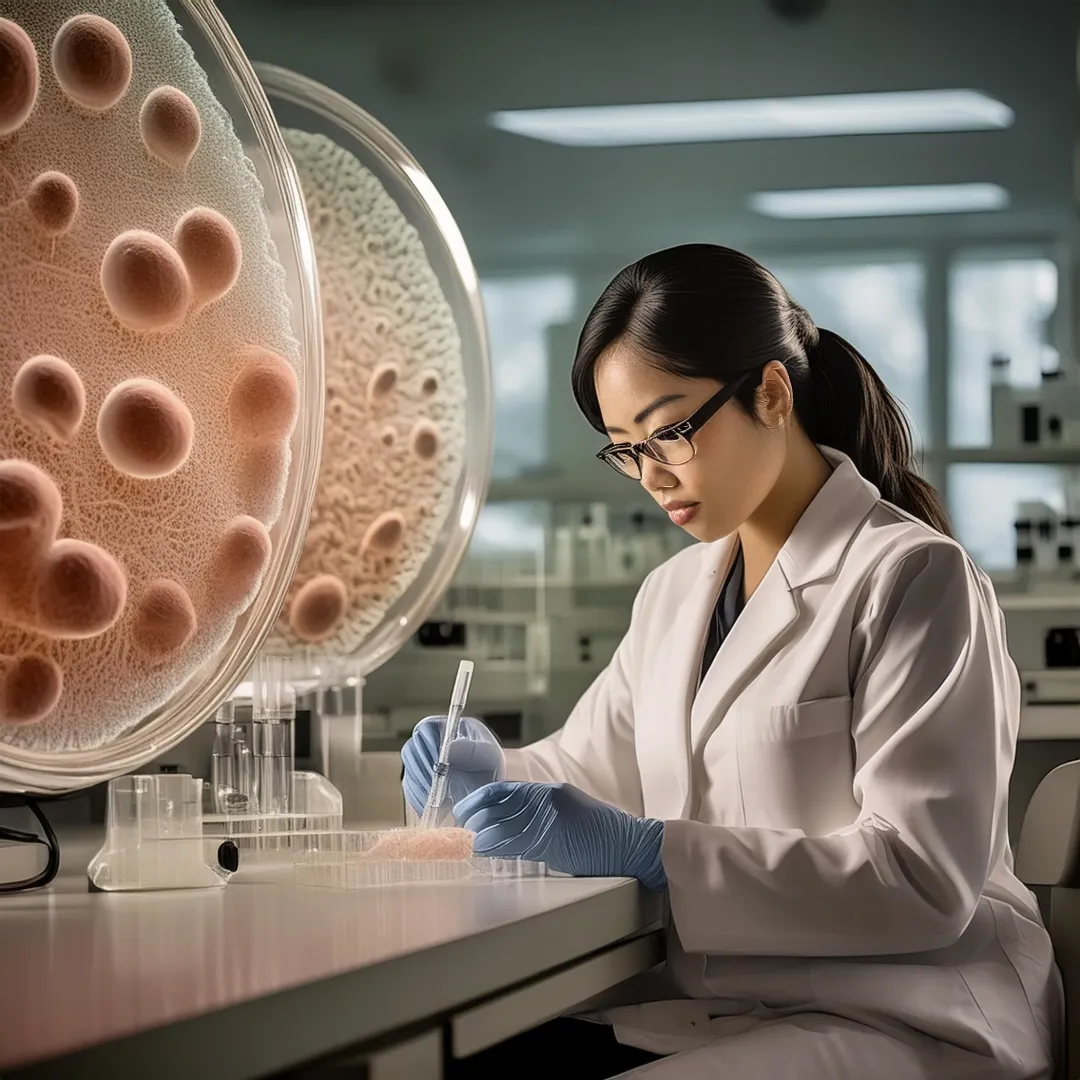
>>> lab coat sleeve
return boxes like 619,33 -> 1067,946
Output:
499,571 -> 655,816
662,541 -> 1009,956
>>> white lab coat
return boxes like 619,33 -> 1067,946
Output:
503,449 -> 1063,1079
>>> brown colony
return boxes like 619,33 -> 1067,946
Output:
51,13 -> 131,111
268,129 -> 466,654
11,354 -> 86,441
0,18 -> 39,136
26,170 -> 79,236
138,85 -> 200,170
173,206 -> 242,306
0,3 -> 301,749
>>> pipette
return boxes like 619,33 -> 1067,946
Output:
419,660 -> 475,829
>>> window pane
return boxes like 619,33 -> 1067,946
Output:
480,275 -> 576,478
449,501 -> 549,592
468,501 -> 548,554
769,259 -> 928,445
948,257 -> 1058,447
948,463 -> 1066,570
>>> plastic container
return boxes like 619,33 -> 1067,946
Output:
293,829 -> 548,889
88,773 -> 237,891
199,768 -> 341,833
254,64 -> 492,677
0,0 -> 323,795
202,769 -> 343,877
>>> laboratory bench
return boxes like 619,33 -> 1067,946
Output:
0,831 -> 664,1080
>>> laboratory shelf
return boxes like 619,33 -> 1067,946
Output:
486,451 -> 1080,507
925,447 -> 1080,465
450,576 -> 645,591
997,593 -> 1080,611
486,475 -> 659,507
1020,706 -> 1080,740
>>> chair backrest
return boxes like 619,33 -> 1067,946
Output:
1017,760 -> 1080,1080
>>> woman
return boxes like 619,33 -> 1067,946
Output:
402,244 -> 1062,1078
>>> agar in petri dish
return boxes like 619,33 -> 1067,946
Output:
257,65 -> 491,676
0,2 -> 322,794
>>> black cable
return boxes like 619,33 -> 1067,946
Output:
0,797 -> 61,893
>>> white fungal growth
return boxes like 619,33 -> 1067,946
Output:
0,2 -> 301,750
270,129 -> 466,655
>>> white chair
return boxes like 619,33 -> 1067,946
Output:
1016,760 -> 1080,1080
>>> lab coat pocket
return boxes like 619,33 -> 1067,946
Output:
756,695 -> 853,743
734,696 -> 856,831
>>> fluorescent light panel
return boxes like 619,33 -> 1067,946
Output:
489,90 -> 1013,147
750,182 -> 1010,219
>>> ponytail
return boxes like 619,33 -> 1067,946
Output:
801,327 -> 953,537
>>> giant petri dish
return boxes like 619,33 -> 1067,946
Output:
0,1 -> 323,793
255,65 -> 491,677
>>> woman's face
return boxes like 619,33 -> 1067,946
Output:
593,345 -> 791,542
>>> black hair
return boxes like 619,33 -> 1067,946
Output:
570,243 -> 952,537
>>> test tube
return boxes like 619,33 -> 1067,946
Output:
233,733 -> 252,811
252,654 -> 295,815
211,700 -> 242,814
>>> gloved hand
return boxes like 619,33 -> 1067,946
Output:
401,715 -> 505,818
453,782 -> 667,892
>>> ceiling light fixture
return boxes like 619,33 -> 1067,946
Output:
489,90 -> 1013,148
749,182 -> 1010,219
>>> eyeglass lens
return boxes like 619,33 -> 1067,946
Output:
604,429 -> 695,478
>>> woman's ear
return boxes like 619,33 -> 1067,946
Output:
755,361 -> 794,430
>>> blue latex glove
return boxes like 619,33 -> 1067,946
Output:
453,781 -> 667,892
401,715 -> 505,818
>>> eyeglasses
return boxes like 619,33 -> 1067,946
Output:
596,370 -> 757,480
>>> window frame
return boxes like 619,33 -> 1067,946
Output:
481,236 -> 1075,568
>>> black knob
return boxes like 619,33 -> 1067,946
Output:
217,840 -> 239,874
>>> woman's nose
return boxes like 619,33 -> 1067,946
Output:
639,455 -> 676,491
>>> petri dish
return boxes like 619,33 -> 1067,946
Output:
0,1 -> 323,794
255,64 -> 492,678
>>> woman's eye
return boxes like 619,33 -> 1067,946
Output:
653,429 -> 680,443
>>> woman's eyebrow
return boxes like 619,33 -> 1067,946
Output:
605,393 -> 687,436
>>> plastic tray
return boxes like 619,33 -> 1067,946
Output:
293,828 -> 548,889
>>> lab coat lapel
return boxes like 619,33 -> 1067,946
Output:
642,535 -> 737,821
689,448 -> 881,759
689,559 -> 798,753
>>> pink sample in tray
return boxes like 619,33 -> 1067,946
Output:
363,827 -> 475,861
293,827 -> 547,889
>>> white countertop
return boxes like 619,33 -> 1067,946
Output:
0,831 -> 662,1079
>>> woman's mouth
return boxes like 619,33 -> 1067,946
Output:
664,501 -> 700,527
